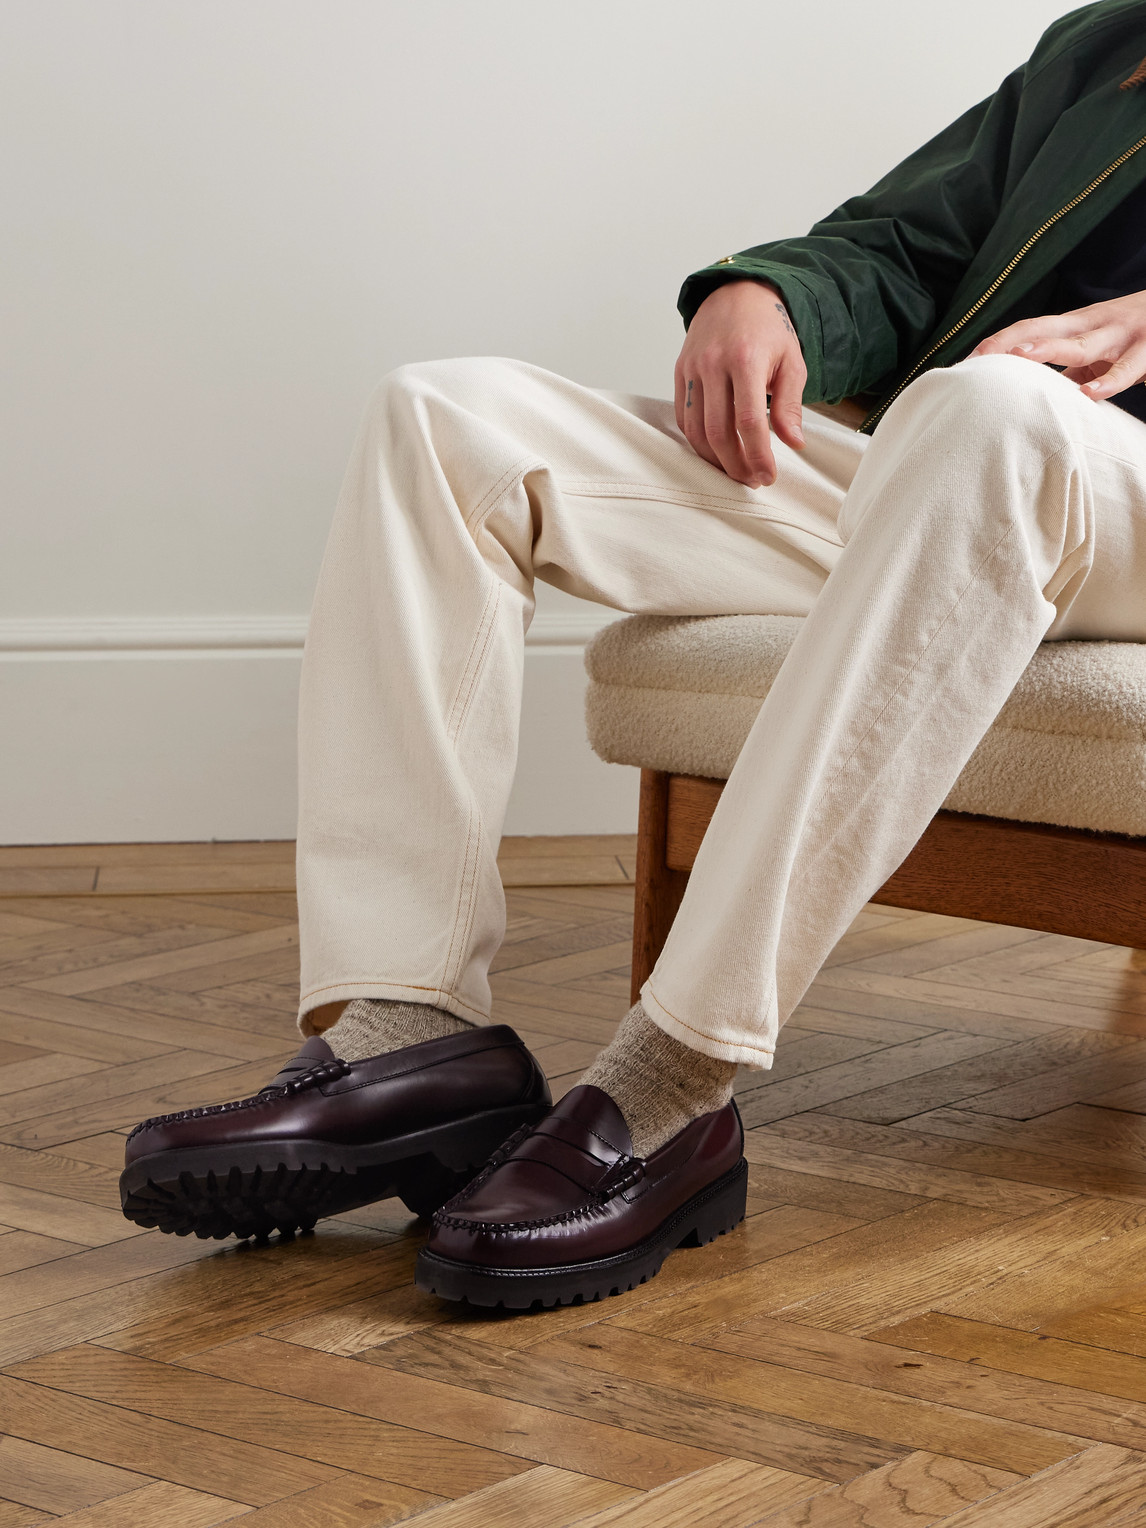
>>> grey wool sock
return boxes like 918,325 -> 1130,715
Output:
579,1001 -> 737,1157
322,998 -> 476,1062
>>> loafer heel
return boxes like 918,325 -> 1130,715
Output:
676,1157 -> 748,1248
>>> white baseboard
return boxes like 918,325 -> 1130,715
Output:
0,612 -> 639,843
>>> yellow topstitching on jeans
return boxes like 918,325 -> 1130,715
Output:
465,456 -> 544,535
558,479 -> 843,545
441,591 -> 500,993
645,981 -> 776,1055
441,808 -> 477,1000
445,810 -> 485,999
446,581 -> 499,743
449,583 -> 501,743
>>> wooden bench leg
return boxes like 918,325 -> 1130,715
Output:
630,770 -> 691,1004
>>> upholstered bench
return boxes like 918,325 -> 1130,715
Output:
584,613 -> 1146,1001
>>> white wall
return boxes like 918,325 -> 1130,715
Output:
0,0 -> 1082,842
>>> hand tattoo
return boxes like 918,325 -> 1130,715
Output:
775,302 -> 794,336
686,379 -> 694,408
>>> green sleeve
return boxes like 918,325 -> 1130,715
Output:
677,67 -> 1025,403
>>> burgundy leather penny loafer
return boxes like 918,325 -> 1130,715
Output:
120,1025 -> 551,1241
415,1084 -> 746,1309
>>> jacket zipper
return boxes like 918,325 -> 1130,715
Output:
861,133 -> 1146,432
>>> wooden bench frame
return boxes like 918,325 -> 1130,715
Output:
630,769 -> 1146,1003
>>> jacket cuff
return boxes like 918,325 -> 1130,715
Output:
677,258 -> 827,400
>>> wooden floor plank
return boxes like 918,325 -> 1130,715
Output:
734,1031 -> 1013,1126
533,1325 -> 1080,1475
0,924 -> 238,990
562,1459 -> 830,1528
376,1466 -> 634,1528
362,1327 -> 900,1482
868,1312 -> 1146,1405
0,1434 -> 150,1515
0,1229 -> 88,1275
742,1129 -> 1071,1215
767,1111 -> 1146,1204
0,1183 -> 140,1248
0,1374 -> 337,1505
25,926 -> 297,998
0,1504 -> 54,1528
41,1481 -> 250,1527
818,1030 -> 1136,1126
614,1201 -> 1005,1341
7,1345 -> 523,1500
812,964 -> 1146,1039
0,869 -> 98,897
94,864 -> 296,897
913,1444 -> 1146,1527
0,1052 -> 105,1098
0,1229 -> 402,1366
212,1473 -> 439,1528
454,1205 -> 860,1355
702,1316 -> 1146,1453
729,1452 -> 1019,1528
0,1141 -> 125,1212
178,1335 -> 726,1489
773,1198 -> 1146,1336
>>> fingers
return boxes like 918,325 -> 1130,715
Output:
675,369 -> 722,472
971,311 -> 1081,357
970,293 -> 1146,404
703,371 -> 759,484
971,311 -> 1146,397
730,364 -> 777,486
673,364 -> 685,435
672,281 -> 807,485
1007,326 -> 1125,372
677,354 -> 807,488
1079,342 -> 1146,400
1062,362 -> 1106,385
767,356 -> 807,453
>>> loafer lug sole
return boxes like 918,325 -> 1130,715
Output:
119,1101 -> 549,1240
415,1156 -> 748,1309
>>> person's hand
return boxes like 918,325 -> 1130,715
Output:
970,290 -> 1146,401
674,279 -> 807,487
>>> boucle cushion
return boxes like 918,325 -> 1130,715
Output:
584,614 -> 1146,837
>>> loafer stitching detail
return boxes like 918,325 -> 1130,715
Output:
435,1154 -> 644,1233
433,1201 -> 614,1234
125,1058 -> 352,1143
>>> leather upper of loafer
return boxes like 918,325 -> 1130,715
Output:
124,1024 -> 548,1164
426,1084 -> 743,1269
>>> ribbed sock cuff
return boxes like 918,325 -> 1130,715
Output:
579,1000 -> 736,1156
323,998 -> 476,1061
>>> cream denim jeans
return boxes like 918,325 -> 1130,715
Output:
297,354 -> 1146,1067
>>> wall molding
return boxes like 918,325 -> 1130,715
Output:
0,607 -> 618,656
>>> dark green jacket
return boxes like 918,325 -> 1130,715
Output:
678,0 -> 1146,431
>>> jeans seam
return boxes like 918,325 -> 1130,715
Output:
300,979 -> 489,1021
465,456 -> 542,535
558,478 -> 843,544
645,982 -> 777,1055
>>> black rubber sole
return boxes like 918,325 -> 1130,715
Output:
415,1156 -> 749,1309
119,1102 -> 548,1241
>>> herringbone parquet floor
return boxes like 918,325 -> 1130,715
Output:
2,836 -> 1146,1525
